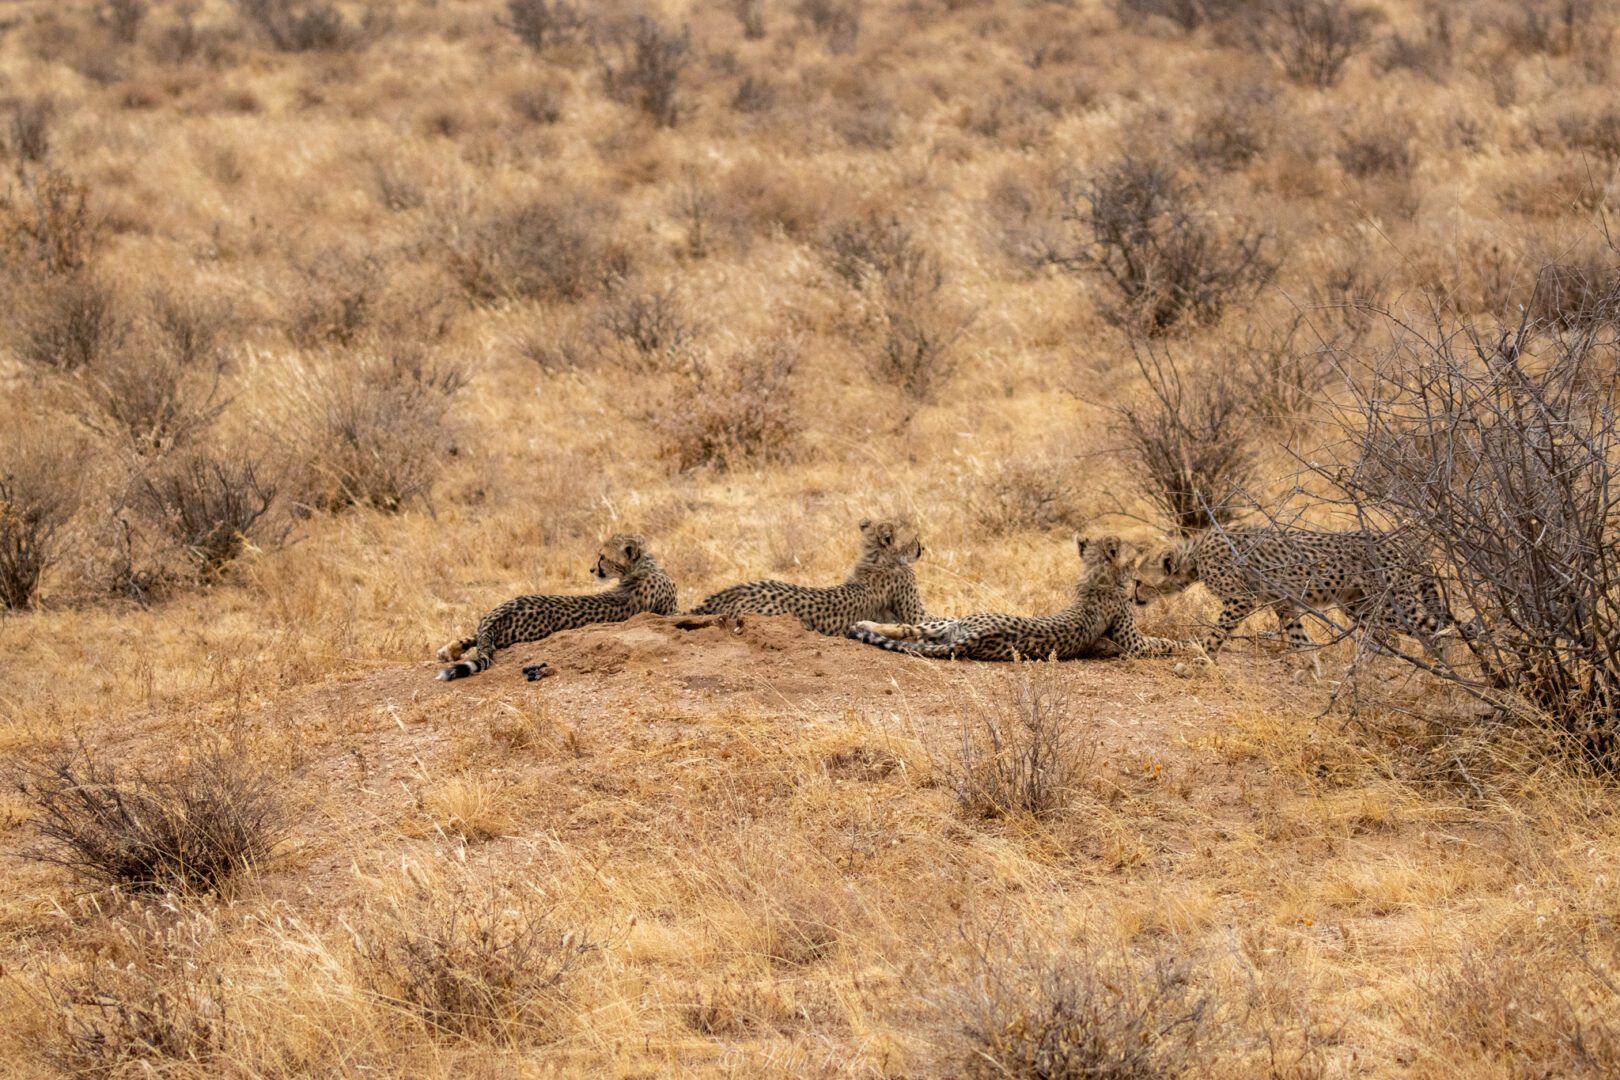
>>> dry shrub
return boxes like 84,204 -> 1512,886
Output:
511,83 -> 564,125
1527,252 -> 1620,331
1113,342 -> 1258,535
81,347 -> 224,456
40,911 -> 230,1072
819,212 -> 971,399
285,249 -> 384,349
14,742 -> 285,892
1111,0 -> 1236,32
78,289 -> 233,455
131,448 -> 279,576
0,436 -> 79,610
16,274 -> 124,371
1239,0 -> 1380,88
1416,931 -> 1620,1077
732,0 -> 767,40
288,350 -> 465,513
0,169 -> 102,279
597,15 -> 692,129
947,669 -> 1091,819
1321,307 -> 1620,764
1041,156 -> 1275,336
797,0 -> 861,54
652,338 -> 798,472
1337,125 -> 1416,180
968,456 -> 1080,535
5,97 -> 54,161
1555,107 -> 1620,164
1375,4 -> 1455,81
499,0 -> 584,51
350,870 -> 586,1044
1184,91 -> 1271,172
231,0 -> 374,52
1502,0 -> 1602,57
447,194 -> 626,304
943,934 -> 1213,1079
731,74 -> 777,114
596,281 -> 702,369
96,0 -> 149,45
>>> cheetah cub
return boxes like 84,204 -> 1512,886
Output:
688,518 -> 927,635
850,534 -> 1199,662
436,534 -> 677,681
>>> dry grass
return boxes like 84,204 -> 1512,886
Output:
4,0 -> 1620,1074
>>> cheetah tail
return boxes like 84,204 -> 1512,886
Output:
847,625 -> 952,658
438,636 -> 496,680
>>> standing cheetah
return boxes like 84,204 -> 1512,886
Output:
688,518 -> 927,635
849,534 -> 1197,661
1130,525 -> 1463,661
436,534 -> 677,681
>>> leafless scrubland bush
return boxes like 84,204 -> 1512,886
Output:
968,456 -> 1081,535
1321,301 -> 1620,765
285,249 -> 383,349
96,0 -> 149,45
1337,126 -> 1416,180
944,936 -> 1213,1079
5,97 -> 53,161
732,0 -> 767,40
499,0 -> 584,51
1042,157 -> 1275,336
447,195 -> 626,303
653,339 -> 798,472
1111,0 -> 1237,32
231,0 -> 373,52
947,671 -> 1090,819
1183,92 -> 1271,172
1416,932 -> 1620,1077
0,438 -> 78,610
1527,253 -> 1620,332
132,448 -> 278,576
40,914 -> 230,1072
820,212 -> 972,399
511,83 -> 564,125
596,281 -> 702,368
1113,342 -> 1258,535
797,0 -> 861,54
0,169 -> 102,278
1503,0 -> 1602,57
78,289 -> 232,455
1242,0 -> 1379,88
598,16 -> 692,128
289,350 -> 465,513
351,874 -> 585,1043
15,742 -> 285,892
1375,4 -> 1455,81
17,274 -> 124,370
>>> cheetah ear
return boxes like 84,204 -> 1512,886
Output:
859,518 -> 873,532
1075,534 -> 1089,558
875,522 -> 894,546
1100,536 -> 1121,562
623,539 -> 642,562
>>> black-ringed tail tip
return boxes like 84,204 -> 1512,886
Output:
437,663 -> 474,681
522,663 -> 552,681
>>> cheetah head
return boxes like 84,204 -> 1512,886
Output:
1075,533 -> 1134,582
859,518 -> 925,564
594,533 -> 650,579
1130,539 -> 1198,606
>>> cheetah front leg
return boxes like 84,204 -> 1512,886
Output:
1201,600 -> 1255,659
1273,603 -> 1323,681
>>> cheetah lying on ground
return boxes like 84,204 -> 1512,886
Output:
1130,526 -> 1464,663
849,534 -> 1198,661
687,518 -> 927,635
436,533 -> 677,681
